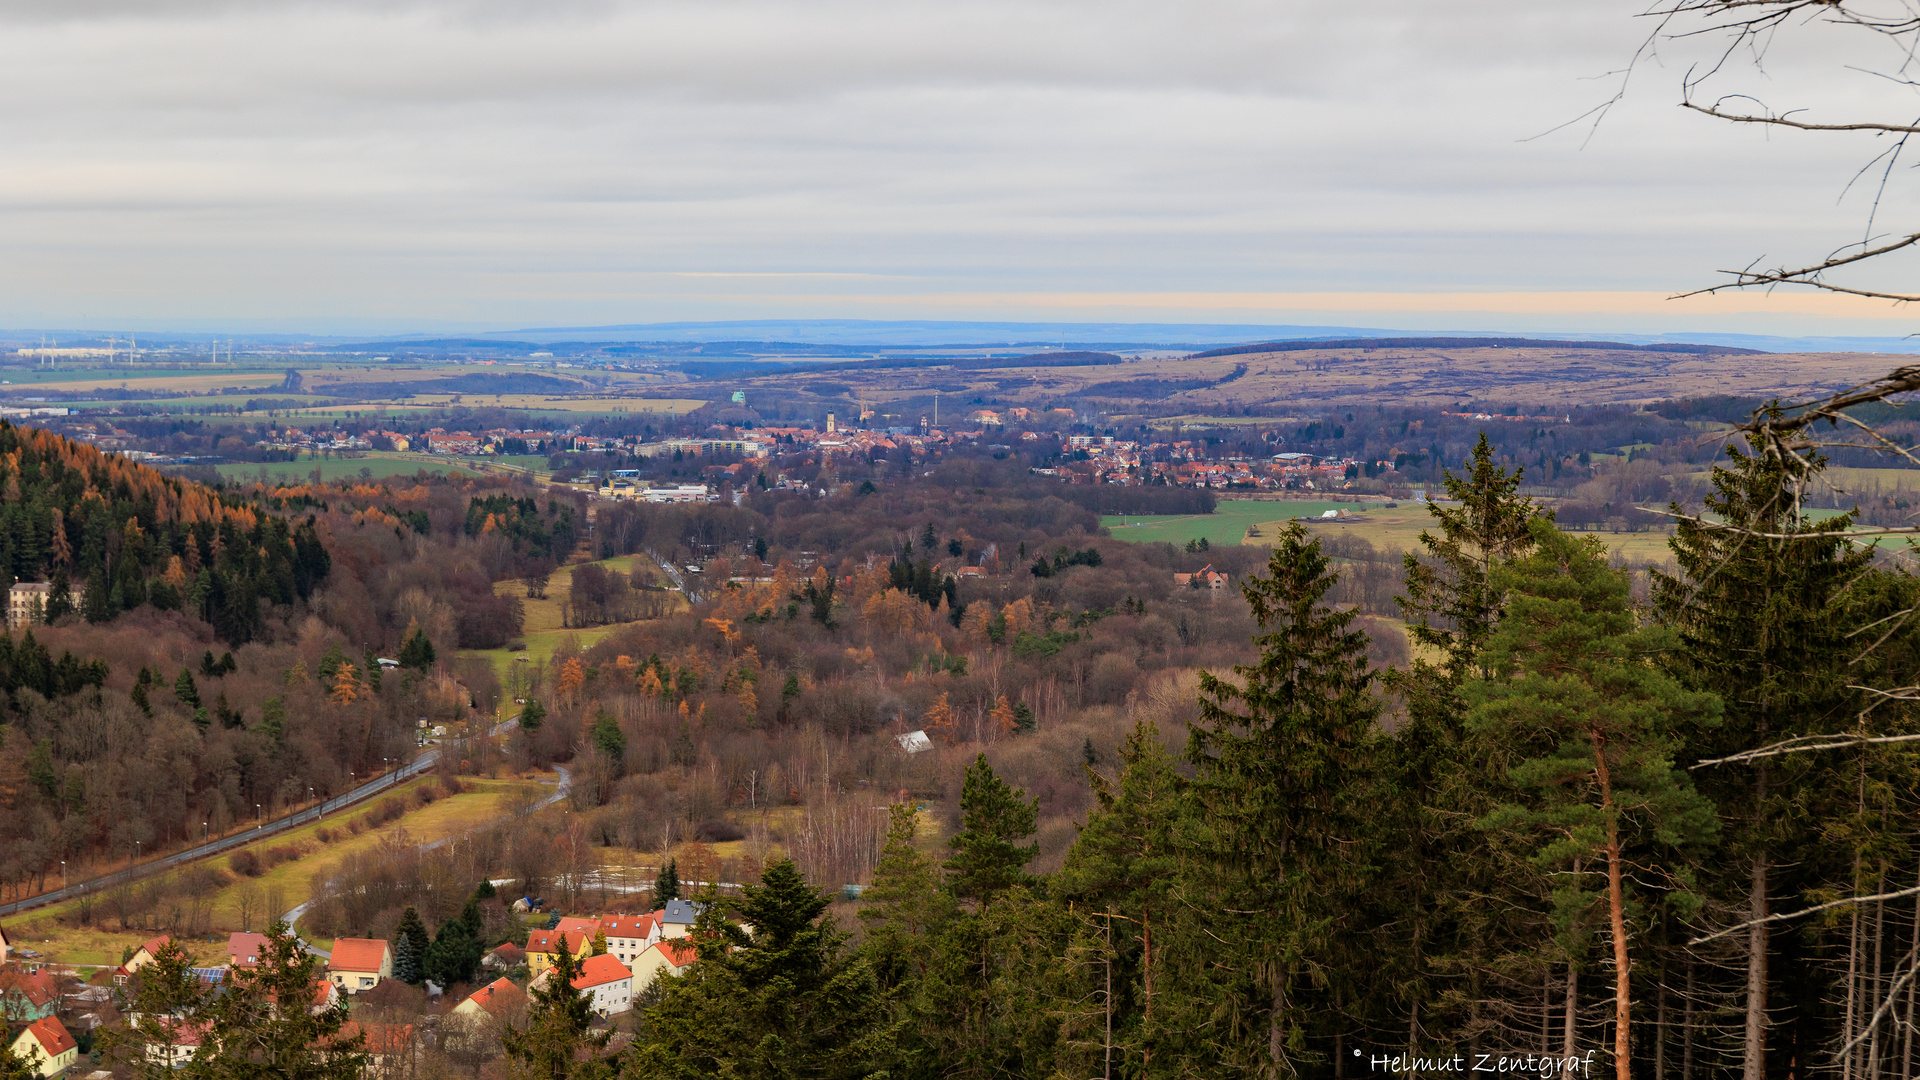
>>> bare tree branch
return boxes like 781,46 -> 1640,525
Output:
1691,882 -> 1920,945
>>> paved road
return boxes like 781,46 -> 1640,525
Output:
0,714 -> 525,919
285,762 -> 571,957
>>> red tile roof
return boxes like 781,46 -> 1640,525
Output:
0,970 -> 58,1009
161,1019 -> 213,1047
138,934 -> 171,958
461,977 -> 529,1019
525,929 -> 587,956
337,1021 -> 415,1055
571,953 -> 632,990
228,932 -> 271,968
327,938 -> 390,974
650,939 -> 698,968
486,942 -> 525,962
553,917 -> 601,936
600,914 -> 657,938
22,1016 -> 75,1057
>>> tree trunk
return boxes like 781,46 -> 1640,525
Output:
1593,731 -> 1633,1080
1746,856 -> 1769,1080
1683,958 -> 1696,1080
1565,960 -> 1579,1057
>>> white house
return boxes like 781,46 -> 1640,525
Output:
599,913 -> 661,969
571,954 -> 633,1016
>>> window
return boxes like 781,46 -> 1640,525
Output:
360,978 -> 374,988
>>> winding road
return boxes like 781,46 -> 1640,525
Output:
0,714 -> 530,920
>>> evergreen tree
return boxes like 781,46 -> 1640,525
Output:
173,667 -> 200,708
654,858 -> 681,907
259,697 -> 286,744
1653,427 -> 1873,1079
590,710 -> 626,761
103,936 -> 212,1077
501,940 -> 609,1080
200,650 -> 219,678
626,864 -> 896,1078
317,643 -> 345,681
591,928 -> 608,956
1468,522 -> 1721,1080
859,804 -> 955,990
943,754 -> 1038,910
1187,521 -> 1379,1077
82,563 -> 112,623
0,1042 -> 37,1080
1056,719 -> 1198,1074
45,567 -> 72,622
361,647 -> 381,692
391,931 -> 420,987
187,921 -> 364,1080
397,628 -> 435,671
425,915 -> 479,988
519,696 -> 545,732
393,906 -> 430,984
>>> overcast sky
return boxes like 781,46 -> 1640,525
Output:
3,0 -> 1917,337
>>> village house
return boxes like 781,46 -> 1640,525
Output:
631,939 -> 698,994
145,1019 -> 212,1069
446,978 -> 528,1053
9,1016 -> 76,1078
0,969 -> 59,1022
325,939 -> 392,994
1173,564 -> 1229,590
226,932 -> 269,970
570,954 -> 634,1016
115,934 -> 171,984
658,900 -> 701,940
335,1020 -> 416,1078
524,929 -> 590,980
599,914 -> 661,967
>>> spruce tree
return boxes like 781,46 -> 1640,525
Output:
590,710 -> 625,761
174,667 -> 200,708
625,863 -> 896,1078
391,931 -> 420,987
943,753 -> 1038,910
654,858 -> 681,906
502,937 -> 610,1080
394,906 -> 430,984
519,696 -> 546,732
1187,521 -> 1379,1077
425,916 -> 479,988
858,804 -> 955,990
1056,719 -> 1199,1074
1653,427 -> 1872,1080
1468,522 -> 1721,1080
398,628 -> 435,671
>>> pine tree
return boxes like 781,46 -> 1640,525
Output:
394,906 -> 430,984
104,936 -> 211,1073
259,697 -> 287,744
943,754 -> 1038,910
519,696 -> 546,732
1468,522 -> 1721,1080
654,858 -> 681,906
625,863 -> 896,1078
0,1042 -> 37,1080
192,921 -> 366,1080
1187,521 -> 1379,1077
501,939 -> 609,1080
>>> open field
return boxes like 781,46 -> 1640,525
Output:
463,554 -> 683,692
1104,499 -> 1373,547
213,452 -> 487,482
1827,467 -> 1920,498
396,395 -> 708,414
715,345 -> 1914,410
0,773 -> 554,966
1299,505 -> 1680,564
6,372 -> 285,394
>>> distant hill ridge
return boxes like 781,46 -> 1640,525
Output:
1190,337 -> 1770,358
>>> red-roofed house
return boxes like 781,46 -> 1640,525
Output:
335,1020 -> 416,1077
524,929 -> 589,980
552,917 -> 601,938
10,1016 -> 77,1078
631,939 -> 698,993
481,942 -> 525,971
145,1019 -> 213,1068
599,914 -> 660,967
119,934 -> 172,982
227,932 -> 271,969
326,938 -> 392,994
447,977 -> 528,1053
0,969 -> 59,1022
571,953 -> 633,1016
453,977 -> 528,1024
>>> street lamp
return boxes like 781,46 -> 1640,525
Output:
203,821 -> 209,843
60,860 -> 65,887
256,803 -> 262,829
